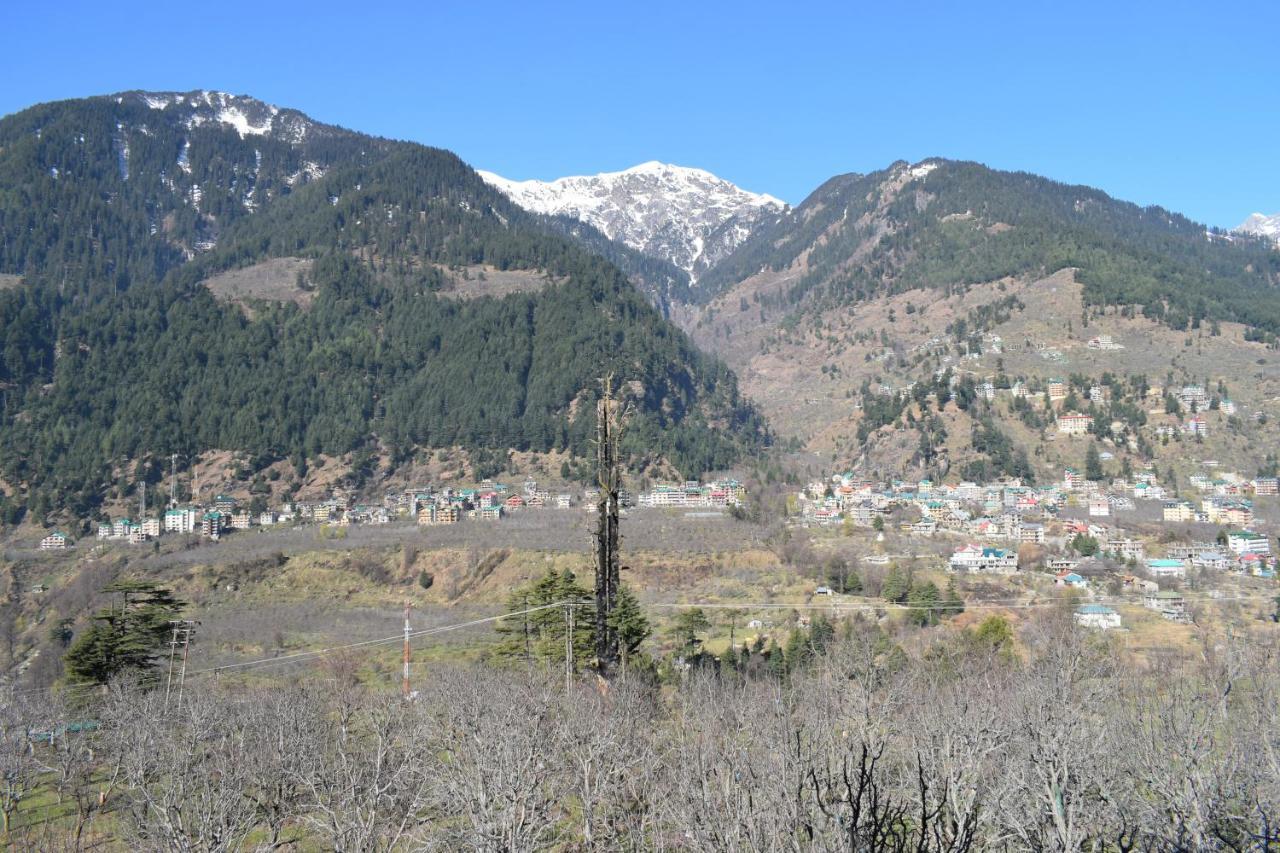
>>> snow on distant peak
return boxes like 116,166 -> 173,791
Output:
909,161 -> 939,180
478,162 -> 786,281
1237,212 -> 1280,244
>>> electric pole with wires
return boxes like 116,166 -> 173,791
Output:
164,619 -> 199,711
402,602 -> 412,698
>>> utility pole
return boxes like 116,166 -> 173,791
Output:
139,479 -> 145,521
402,602 -> 412,699
170,453 -> 178,507
565,602 -> 575,692
592,376 -> 629,679
164,623 -> 181,710
165,620 -> 198,711
176,621 -> 196,707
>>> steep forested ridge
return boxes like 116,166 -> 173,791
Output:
0,92 -> 765,519
699,159 -> 1280,334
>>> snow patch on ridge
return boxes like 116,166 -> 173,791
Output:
1237,212 -> 1280,244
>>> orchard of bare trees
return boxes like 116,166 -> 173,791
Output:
3,611 -> 1279,850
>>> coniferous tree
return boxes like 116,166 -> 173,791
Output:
493,569 -> 594,670
942,578 -> 964,619
1085,442 -> 1104,482
906,581 -> 941,627
881,567 -> 910,604
63,581 -> 184,686
669,608 -> 711,656
606,584 -> 651,664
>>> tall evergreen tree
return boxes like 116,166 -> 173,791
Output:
63,581 -> 184,686
606,584 -> 651,664
493,569 -> 594,670
881,567 -> 910,603
1085,442 -> 1104,481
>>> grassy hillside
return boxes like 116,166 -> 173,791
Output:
685,158 -> 1280,478
692,266 -> 1280,483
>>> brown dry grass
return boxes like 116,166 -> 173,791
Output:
201,257 -> 314,315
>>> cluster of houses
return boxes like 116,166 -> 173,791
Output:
795,464 -> 1276,630
38,475 -> 753,549
1056,383 -> 1241,442
405,479 -> 563,525
798,473 -> 1067,541
1069,587 -> 1191,631
91,494 -> 311,544
636,480 -> 745,509
408,477 -> 744,525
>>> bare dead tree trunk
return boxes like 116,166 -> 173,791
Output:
593,377 -> 626,678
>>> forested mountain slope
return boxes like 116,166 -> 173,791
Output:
698,159 -> 1280,336
0,92 -> 765,521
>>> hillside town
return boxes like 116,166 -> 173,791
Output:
795,464 -> 1277,631
37,477 -> 746,549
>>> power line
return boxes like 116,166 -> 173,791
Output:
648,592 -> 1276,613
180,600 -> 575,679
4,592 -> 1271,700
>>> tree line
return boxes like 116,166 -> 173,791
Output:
4,604 -> 1278,849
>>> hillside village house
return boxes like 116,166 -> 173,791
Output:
1255,477 -> 1279,496
1087,334 -> 1123,350
1226,531 -> 1271,557
949,544 -> 1018,575
1075,604 -> 1121,629
1178,385 -> 1209,412
201,511 -> 226,539
1146,558 -> 1187,579
1057,413 -> 1094,436
1202,499 -> 1253,527
40,531 -> 70,550
1144,589 -> 1189,622
1018,523 -> 1045,544
1162,500 -> 1195,522
1063,468 -> 1086,490
1107,537 -> 1146,562
1183,415 -> 1208,437
1055,570 -> 1088,589
1192,550 -> 1231,571
1047,379 -> 1067,401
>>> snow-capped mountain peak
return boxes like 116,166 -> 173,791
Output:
478,162 -> 786,282
1237,212 -> 1280,244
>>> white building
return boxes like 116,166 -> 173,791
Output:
164,507 -> 199,534
1226,531 -> 1271,557
1075,604 -> 1121,630
40,531 -> 70,551
949,544 -> 1018,574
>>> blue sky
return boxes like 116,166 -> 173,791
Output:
1,1 -> 1275,226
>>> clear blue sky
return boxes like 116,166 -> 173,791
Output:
1,1 -> 1276,226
